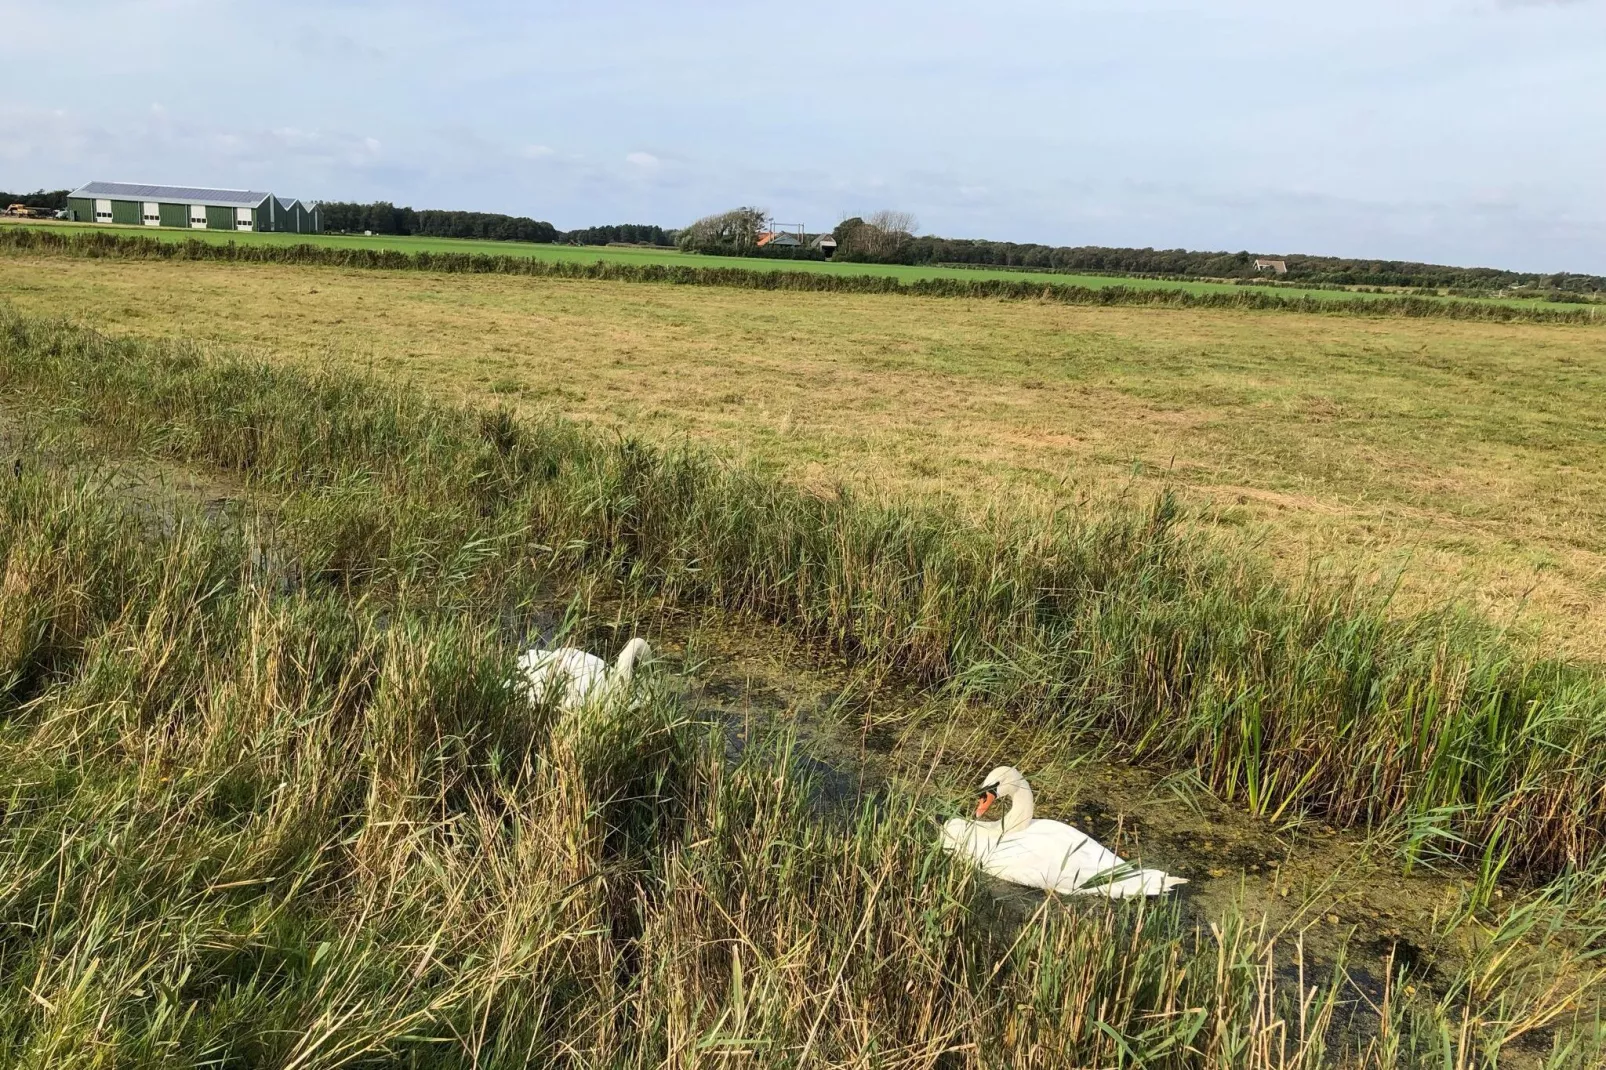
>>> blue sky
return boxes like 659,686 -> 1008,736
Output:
3,0 -> 1603,271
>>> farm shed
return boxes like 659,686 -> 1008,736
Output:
809,234 -> 838,257
273,198 -> 322,234
64,182 -> 322,233
1253,258 -> 1288,275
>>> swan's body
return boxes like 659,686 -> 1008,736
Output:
941,766 -> 1185,898
516,637 -> 650,712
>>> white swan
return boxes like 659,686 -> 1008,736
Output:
515,637 -> 651,712
941,766 -> 1186,898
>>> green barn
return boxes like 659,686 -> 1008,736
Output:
64,182 -> 322,234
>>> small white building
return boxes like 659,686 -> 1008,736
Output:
1253,258 -> 1288,275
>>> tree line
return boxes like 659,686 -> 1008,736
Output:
317,202 -> 559,243
0,189 -> 69,210
318,202 -> 674,246
674,204 -> 1604,293
561,223 -> 674,246
895,239 -> 1606,293
841,224 -> 1605,293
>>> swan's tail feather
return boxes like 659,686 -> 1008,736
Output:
1076,869 -> 1187,899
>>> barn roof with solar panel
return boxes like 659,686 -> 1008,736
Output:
65,181 -> 321,233
71,182 -> 275,209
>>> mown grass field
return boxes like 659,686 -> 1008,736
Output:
3,250 -> 1603,658
0,216 -> 1560,307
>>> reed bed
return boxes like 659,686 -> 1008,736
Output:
3,227 -> 1600,325
3,308 -> 1606,886
3,447 -> 1600,1066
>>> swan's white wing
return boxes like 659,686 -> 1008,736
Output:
973,821 -> 1113,893
949,818 -> 1184,897
941,817 -> 1068,889
517,647 -> 607,708
1014,821 -> 1186,897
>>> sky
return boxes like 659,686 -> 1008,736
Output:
3,0 -> 1604,272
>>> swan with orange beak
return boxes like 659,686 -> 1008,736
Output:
941,766 -> 1186,898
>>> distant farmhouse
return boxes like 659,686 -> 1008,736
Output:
65,182 -> 322,233
755,229 -> 802,248
757,224 -> 838,258
1253,258 -> 1288,275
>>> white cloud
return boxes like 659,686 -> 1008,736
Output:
625,151 -> 660,169
521,144 -> 554,159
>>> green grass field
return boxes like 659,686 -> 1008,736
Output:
2,217 -> 1536,306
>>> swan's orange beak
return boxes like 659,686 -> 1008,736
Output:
975,790 -> 997,819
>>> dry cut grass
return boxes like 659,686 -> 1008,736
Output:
3,252 -> 1603,656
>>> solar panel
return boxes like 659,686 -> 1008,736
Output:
72,181 -> 274,208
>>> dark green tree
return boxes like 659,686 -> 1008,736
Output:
676,207 -> 767,253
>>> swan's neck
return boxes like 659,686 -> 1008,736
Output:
999,781 -> 1034,834
614,640 -> 646,683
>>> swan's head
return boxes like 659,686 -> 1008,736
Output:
975,766 -> 1029,818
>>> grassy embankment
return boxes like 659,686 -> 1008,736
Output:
1,451 -> 1285,1068
3,245 -> 1602,659
4,307 -> 1606,1065
3,219 -> 1595,314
